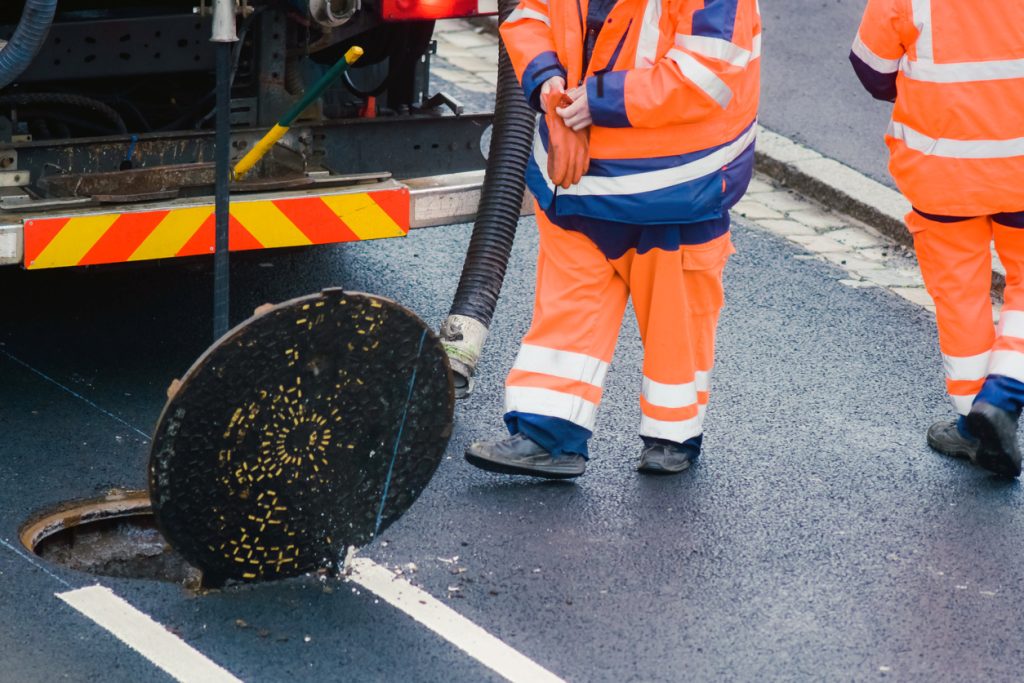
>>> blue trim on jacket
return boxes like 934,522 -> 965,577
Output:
849,51 -> 897,103
587,70 -> 630,128
525,127 -> 556,207
522,51 -> 568,112
692,0 -> 739,41
527,137 -> 755,225
552,171 -> 725,224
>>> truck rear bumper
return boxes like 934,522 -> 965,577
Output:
0,170 -> 503,269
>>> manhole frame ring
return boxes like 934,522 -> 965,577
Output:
19,490 -> 154,556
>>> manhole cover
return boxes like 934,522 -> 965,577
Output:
150,289 -> 453,586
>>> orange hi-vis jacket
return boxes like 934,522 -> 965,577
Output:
851,0 -> 1024,217
500,0 -> 761,225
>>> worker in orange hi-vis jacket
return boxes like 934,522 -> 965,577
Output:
464,0 -> 762,479
851,1 -> 1024,477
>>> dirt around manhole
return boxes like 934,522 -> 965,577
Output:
21,491 -> 201,587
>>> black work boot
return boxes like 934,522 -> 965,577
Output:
464,433 -> 586,479
926,417 -> 979,461
966,401 -> 1022,478
636,441 -> 699,475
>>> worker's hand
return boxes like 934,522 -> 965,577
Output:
557,86 -> 592,131
544,90 -> 590,189
539,76 -> 566,113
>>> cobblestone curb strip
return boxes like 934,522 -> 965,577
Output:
733,174 -> 942,315
753,128 -> 910,247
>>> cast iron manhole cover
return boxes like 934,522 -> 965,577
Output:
149,289 -> 453,585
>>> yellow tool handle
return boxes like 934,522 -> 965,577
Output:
232,124 -> 289,181
231,46 -> 365,181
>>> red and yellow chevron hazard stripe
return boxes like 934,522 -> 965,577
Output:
23,185 -> 409,270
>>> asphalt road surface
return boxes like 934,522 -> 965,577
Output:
758,1 -> 897,188
3,209 -> 1023,681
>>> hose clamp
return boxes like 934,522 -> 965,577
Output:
440,314 -> 489,380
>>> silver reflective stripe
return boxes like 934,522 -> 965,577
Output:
634,0 -> 662,68
505,386 -> 599,429
942,351 -> 991,381
639,414 -> 703,442
888,121 -> 1024,159
642,377 -> 698,409
553,122 -> 757,197
903,56 -> 1024,83
675,33 -> 761,68
901,0 -> 1024,84
531,125 -> 557,193
951,393 -> 976,416
513,344 -> 609,387
695,370 -> 710,393
989,350 -> 1024,383
666,48 -> 733,108
910,0 -> 933,61
851,33 -> 900,73
999,310 -> 1024,339
506,7 -> 550,25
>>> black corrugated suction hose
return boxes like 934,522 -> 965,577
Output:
441,0 -> 536,396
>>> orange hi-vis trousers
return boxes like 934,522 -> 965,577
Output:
909,211 -> 1024,416
504,210 -> 734,456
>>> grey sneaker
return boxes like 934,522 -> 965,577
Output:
464,433 -> 586,479
927,417 -> 979,460
636,441 -> 699,474
966,401 -> 1022,478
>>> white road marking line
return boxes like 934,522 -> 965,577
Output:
57,585 -> 242,683
349,558 -> 565,683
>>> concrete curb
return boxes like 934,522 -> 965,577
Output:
754,125 -> 1006,298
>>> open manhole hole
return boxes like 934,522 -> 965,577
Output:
20,491 -> 202,587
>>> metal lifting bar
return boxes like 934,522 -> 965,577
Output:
211,0 -> 239,340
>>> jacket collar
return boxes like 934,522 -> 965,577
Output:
563,0 -> 649,84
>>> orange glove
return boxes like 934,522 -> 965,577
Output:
544,91 -> 590,189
